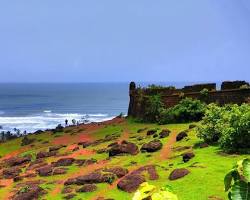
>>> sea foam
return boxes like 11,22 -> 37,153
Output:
0,112 -> 114,133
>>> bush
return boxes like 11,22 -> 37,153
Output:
145,94 -> 164,122
158,98 -> 206,124
196,103 -> 225,143
197,103 -> 250,153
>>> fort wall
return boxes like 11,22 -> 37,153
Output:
128,81 -> 250,118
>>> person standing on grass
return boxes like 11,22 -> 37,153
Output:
65,119 -> 68,126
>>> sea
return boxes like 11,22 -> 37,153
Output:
0,82 -> 219,134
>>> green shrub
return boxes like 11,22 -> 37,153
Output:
145,94 -> 164,122
158,98 -> 206,124
197,103 -> 250,153
224,158 -> 250,200
196,103 -> 225,143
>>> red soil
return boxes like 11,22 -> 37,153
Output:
117,129 -> 130,144
0,146 -> 29,161
159,131 -> 178,160
52,117 -> 125,146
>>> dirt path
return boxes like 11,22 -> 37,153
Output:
91,131 -> 178,200
117,129 -> 130,144
158,130 -> 178,160
49,160 -> 109,197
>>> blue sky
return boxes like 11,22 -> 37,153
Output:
0,0 -> 249,82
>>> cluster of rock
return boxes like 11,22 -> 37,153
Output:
0,125 -> 204,199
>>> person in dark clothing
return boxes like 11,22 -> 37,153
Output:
65,119 -> 68,126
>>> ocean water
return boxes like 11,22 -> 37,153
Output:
0,81 -> 220,134
0,83 -> 129,133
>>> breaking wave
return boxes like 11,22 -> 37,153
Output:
0,112 -> 114,133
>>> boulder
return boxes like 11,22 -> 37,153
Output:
3,167 -> 22,179
141,140 -> 163,152
75,171 -> 116,185
159,129 -> 171,138
147,129 -> 157,136
13,185 -> 46,200
176,131 -> 188,141
182,152 -> 195,163
108,140 -> 139,156
6,156 -> 31,167
103,167 -> 128,178
64,178 -> 77,185
117,174 -> 145,193
169,168 -> 190,180
62,186 -> 73,194
27,159 -> 47,171
36,151 -> 57,159
53,168 -> 68,175
52,158 -> 75,167
76,184 -> 97,193
49,145 -> 66,152
37,165 -> 53,176
130,165 -> 159,180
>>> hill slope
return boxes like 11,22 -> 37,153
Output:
0,117 -> 249,200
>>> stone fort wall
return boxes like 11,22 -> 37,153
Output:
128,81 -> 250,118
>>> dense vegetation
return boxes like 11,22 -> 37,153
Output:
145,96 -> 206,124
158,98 -> 206,124
197,103 -> 250,153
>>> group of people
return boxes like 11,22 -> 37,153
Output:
64,119 -> 80,126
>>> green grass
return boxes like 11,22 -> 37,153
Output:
1,120 -> 249,200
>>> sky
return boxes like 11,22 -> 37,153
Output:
0,0 -> 249,83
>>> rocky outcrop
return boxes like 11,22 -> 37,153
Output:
108,141 -> 139,156
117,165 -> 158,193
117,174 -> 145,193
141,140 -> 163,152
6,156 -> 31,167
159,129 -> 171,138
147,129 -> 157,136
52,158 -> 75,167
53,168 -> 68,175
182,152 -> 195,163
13,185 -> 46,200
65,171 -> 116,185
176,131 -> 188,141
36,151 -> 57,159
169,168 -> 190,180
49,145 -> 66,152
103,167 -> 128,178
3,167 -> 22,179
37,165 -> 53,176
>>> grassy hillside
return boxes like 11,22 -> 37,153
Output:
0,117 -> 249,200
